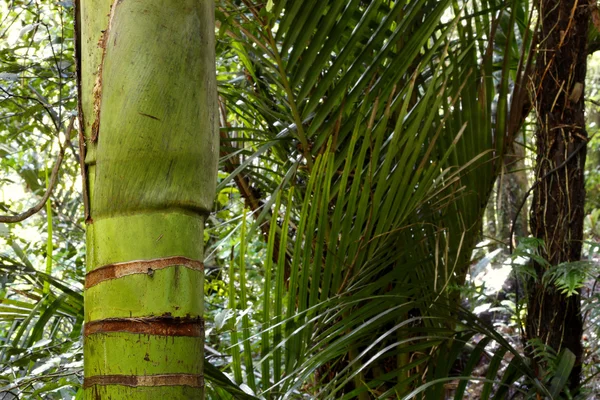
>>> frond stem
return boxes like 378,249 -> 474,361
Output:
266,27 -> 313,171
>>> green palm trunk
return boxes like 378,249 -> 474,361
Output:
77,0 -> 217,398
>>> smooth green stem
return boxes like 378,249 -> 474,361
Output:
80,1 -> 217,398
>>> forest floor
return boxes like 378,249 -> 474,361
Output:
452,248 -> 600,399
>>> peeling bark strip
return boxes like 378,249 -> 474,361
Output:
85,256 -> 203,288
91,0 -> 121,142
84,316 -> 204,337
83,374 -> 204,389
74,0 -> 92,223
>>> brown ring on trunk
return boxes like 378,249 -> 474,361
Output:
84,316 -> 204,337
85,256 -> 203,288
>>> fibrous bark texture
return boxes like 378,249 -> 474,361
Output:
528,0 -> 589,390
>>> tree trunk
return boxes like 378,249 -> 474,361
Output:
498,139 -> 528,243
77,0 -> 218,398
527,0 -> 588,390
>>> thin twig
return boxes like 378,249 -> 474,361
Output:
0,116 -> 75,224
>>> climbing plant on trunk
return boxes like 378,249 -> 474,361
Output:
527,0 -> 589,391
77,0 -> 218,398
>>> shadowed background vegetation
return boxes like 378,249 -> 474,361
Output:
0,0 -> 599,398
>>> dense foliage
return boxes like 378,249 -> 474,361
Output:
0,0 -> 598,398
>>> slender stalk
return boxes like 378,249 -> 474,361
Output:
43,162 -> 53,296
239,209 -> 257,391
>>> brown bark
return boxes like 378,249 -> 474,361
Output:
527,0 -> 589,390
